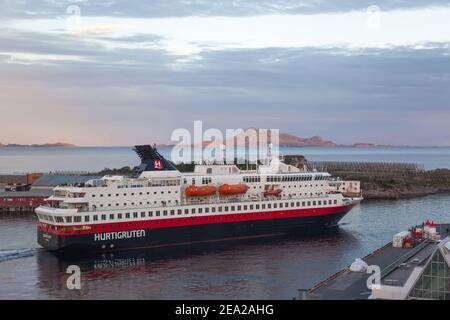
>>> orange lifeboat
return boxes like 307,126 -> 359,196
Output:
264,189 -> 283,197
185,185 -> 217,197
219,184 -> 249,196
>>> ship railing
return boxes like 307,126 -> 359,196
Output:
66,193 -> 336,214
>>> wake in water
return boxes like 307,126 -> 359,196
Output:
0,248 -> 39,263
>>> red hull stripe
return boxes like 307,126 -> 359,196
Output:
38,204 -> 353,236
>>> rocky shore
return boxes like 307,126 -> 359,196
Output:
361,184 -> 450,200
335,169 -> 450,200
284,156 -> 450,201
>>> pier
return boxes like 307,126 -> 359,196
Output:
300,223 -> 450,300
0,173 -> 100,214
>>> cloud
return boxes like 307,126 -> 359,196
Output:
77,23 -> 128,35
1,43 -> 449,145
1,1 -> 449,146
1,0 -> 450,19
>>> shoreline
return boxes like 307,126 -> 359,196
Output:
362,189 -> 450,201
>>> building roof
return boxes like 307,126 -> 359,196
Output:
32,175 -> 102,187
0,189 -> 53,198
381,241 -> 437,287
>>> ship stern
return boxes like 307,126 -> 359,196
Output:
37,228 -> 64,251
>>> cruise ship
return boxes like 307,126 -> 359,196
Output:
36,145 -> 362,252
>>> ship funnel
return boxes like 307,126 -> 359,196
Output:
131,145 -> 178,178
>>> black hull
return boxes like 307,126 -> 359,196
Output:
38,210 -> 349,253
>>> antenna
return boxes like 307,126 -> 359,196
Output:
221,144 -> 226,164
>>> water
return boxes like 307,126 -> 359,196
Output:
0,146 -> 449,174
0,194 -> 448,299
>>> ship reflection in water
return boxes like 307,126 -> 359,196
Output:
35,229 -> 360,300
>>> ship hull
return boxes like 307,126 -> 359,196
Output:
38,206 -> 353,252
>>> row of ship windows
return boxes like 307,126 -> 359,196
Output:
92,192 -> 327,209
247,184 -> 325,190
93,199 -> 178,208
40,199 -> 339,224
117,180 -> 181,188
92,190 -> 178,198
267,175 -> 328,182
187,176 -> 327,185
91,184 -> 325,198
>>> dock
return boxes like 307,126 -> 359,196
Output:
301,223 -> 450,300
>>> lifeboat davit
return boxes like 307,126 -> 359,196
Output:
264,189 -> 283,197
185,185 -> 217,197
219,184 -> 249,196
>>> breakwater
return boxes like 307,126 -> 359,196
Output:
304,160 -> 450,200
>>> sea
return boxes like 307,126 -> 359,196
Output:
0,146 -> 449,174
0,146 -> 449,299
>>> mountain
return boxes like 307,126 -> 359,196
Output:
0,142 -> 75,147
278,133 -> 337,147
193,129 -> 338,147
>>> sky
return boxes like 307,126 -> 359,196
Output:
0,0 -> 449,146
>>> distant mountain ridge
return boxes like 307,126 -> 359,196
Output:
0,142 -> 75,148
192,129 -> 338,147
1,132 -> 429,148
278,133 -> 337,147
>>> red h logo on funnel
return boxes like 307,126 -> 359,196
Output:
153,160 -> 164,170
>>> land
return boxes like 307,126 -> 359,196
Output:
0,142 -> 75,148
181,128 -> 419,148
284,156 -> 450,200
346,169 -> 450,200
2,129 -> 445,148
